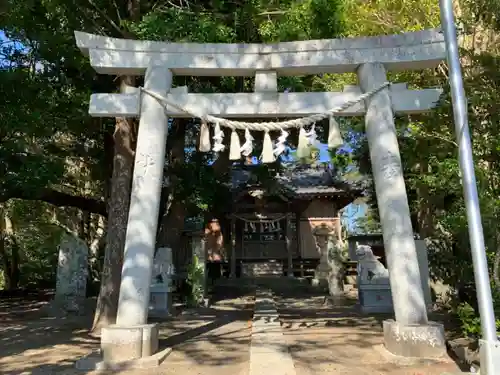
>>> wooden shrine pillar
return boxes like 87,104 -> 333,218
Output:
335,210 -> 343,242
295,211 -> 303,278
286,214 -> 293,277
230,217 -> 236,278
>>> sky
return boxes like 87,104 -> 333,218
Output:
316,142 -> 366,233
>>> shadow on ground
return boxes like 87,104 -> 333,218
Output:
0,287 -> 465,375
274,294 -> 464,375
0,291 -> 253,375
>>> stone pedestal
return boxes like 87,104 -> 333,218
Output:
358,284 -> 393,313
356,245 -> 392,313
383,320 -> 446,358
149,284 -> 173,317
149,247 -> 174,317
75,323 -> 171,371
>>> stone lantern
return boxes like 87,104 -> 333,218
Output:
312,224 -> 344,299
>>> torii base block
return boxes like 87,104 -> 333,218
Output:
383,320 -> 446,358
75,324 -> 172,370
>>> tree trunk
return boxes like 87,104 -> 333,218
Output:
416,140 -> 434,238
91,76 -> 136,333
157,120 -> 187,269
0,204 -> 20,290
494,231 -> 500,292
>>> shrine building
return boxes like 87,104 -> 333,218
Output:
204,163 -> 362,280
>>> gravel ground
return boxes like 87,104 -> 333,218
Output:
0,289 -> 465,375
275,295 -> 463,375
0,295 -> 253,375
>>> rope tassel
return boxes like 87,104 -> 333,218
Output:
212,122 -> 225,153
240,129 -> 254,157
305,123 -> 318,146
199,120 -> 211,152
328,115 -> 343,149
229,130 -> 241,160
297,127 -> 309,159
261,131 -> 275,163
273,129 -> 289,157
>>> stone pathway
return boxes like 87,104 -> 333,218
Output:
152,297 -> 252,375
250,289 -> 295,375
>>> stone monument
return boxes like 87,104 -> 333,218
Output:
149,247 -> 174,317
356,244 -> 392,313
54,232 -> 89,313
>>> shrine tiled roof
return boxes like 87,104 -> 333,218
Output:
230,164 -> 363,197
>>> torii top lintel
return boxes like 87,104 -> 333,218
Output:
74,29 -> 446,77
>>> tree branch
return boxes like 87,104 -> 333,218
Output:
2,189 -> 107,217
85,0 -> 125,37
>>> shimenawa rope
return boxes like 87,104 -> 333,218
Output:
138,81 -> 390,161
139,81 -> 390,132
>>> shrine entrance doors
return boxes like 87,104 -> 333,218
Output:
239,217 -> 287,260
231,214 -> 297,278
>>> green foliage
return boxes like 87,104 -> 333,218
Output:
1,200 -> 65,289
351,204 -> 382,235
456,296 -> 500,338
456,302 -> 483,337
342,0 -> 440,36
128,9 -> 235,42
185,255 -> 205,307
258,0 -> 346,42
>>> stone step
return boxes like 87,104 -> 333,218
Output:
242,262 -> 284,277
213,276 -> 320,297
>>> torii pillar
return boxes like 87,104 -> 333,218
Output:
358,62 -> 446,358
100,66 -> 171,363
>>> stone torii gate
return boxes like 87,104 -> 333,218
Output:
75,29 -> 447,367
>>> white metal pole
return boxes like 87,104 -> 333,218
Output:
439,0 -> 499,373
